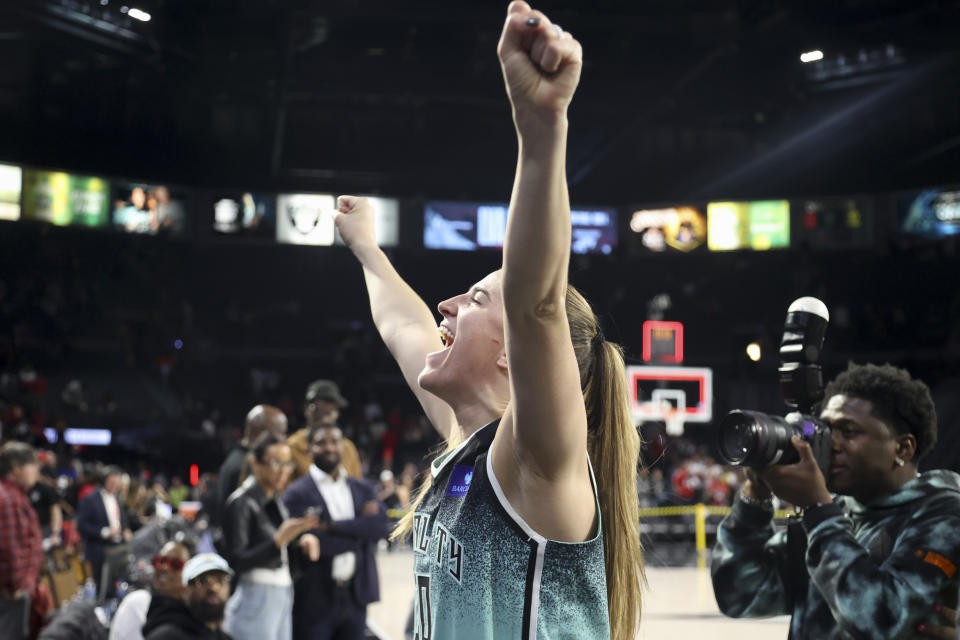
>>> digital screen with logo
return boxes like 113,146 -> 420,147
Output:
0,163 -> 21,221
112,183 -> 188,234
630,206 -> 706,253
276,194 -> 398,247
707,200 -> 790,251
898,188 -> 960,238
424,201 -> 618,254
21,170 -> 110,227
796,197 -> 874,249
213,192 -> 276,237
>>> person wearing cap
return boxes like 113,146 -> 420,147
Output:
287,380 -> 362,479
142,552 -> 234,640
108,541 -> 190,640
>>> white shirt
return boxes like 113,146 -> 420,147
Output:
108,589 -> 150,640
308,464 -> 356,582
100,489 -> 122,540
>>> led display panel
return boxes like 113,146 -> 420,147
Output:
0,163 -> 21,221
22,170 -> 110,227
707,200 -> 790,251
424,201 -> 617,254
112,183 -> 188,234
630,206 -> 706,253
277,193 -> 398,247
898,188 -> 960,238
795,197 -> 874,249
213,192 -> 276,237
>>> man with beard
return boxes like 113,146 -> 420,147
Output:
287,380 -> 363,480
143,553 -> 233,640
283,423 -> 389,640
109,541 -> 191,640
712,363 -> 960,639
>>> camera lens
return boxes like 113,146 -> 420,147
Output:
717,410 -> 797,469
717,413 -> 757,464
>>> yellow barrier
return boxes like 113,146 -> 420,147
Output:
638,503 -> 794,569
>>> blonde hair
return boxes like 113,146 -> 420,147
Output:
393,285 -> 645,640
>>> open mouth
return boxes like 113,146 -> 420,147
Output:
439,325 -> 455,347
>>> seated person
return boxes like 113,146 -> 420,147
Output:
108,541 -> 190,640
142,553 -> 233,640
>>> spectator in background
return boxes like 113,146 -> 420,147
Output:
283,423 -> 388,640
0,442 -> 44,626
76,466 -> 131,594
108,541 -> 190,640
222,432 -> 319,640
167,477 -> 188,511
217,405 -> 288,520
28,465 -> 63,546
143,553 -> 233,640
287,380 -> 363,479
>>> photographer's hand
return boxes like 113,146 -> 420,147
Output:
743,469 -> 773,501
917,604 -> 956,639
759,436 -> 833,508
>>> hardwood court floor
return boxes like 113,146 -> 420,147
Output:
367,549 -> 790,640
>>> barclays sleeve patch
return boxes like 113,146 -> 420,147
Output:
445,465 -> 475,498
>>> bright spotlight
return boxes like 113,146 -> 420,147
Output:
128,7 -> 151,21
800,50 -> 824,63
746,342 -> 762,362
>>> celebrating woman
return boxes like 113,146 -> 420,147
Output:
334,3 -> 644,638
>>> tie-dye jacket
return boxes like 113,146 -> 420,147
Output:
712,470 -> 960,639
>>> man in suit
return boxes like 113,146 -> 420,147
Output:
283,423 -> 389,640
76,466 -> 131,595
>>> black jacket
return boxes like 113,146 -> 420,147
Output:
142,594 -> 231,640
222,476 -> 293,575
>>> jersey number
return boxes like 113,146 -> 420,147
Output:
414,574 -> 432,640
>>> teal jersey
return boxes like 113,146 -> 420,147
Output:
411,420 -> 609,640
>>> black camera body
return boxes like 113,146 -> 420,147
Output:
717,298 -> 833,475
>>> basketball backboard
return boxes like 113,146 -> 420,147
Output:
627,365 -> 713,426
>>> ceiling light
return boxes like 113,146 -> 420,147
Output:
800,50 -> 824,63
128,7 -> 151,21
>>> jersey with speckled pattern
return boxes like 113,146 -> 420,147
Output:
410,420 -> 609,640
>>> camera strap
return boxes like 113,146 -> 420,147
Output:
783,515 -> 810,607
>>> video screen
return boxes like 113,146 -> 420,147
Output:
630,206 -> 706,253
707,200 -> 790,251
0,163 -> 21,221
276,194 -> 399,247
796,197 -> 874,249
424,201 -> 618,254
21,170 -> 110,227
213,192 -> 276,237
112,183 -> 188,235
898,188 -> 960,238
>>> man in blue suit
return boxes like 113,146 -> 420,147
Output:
283,423 -> 388,640
76,466 -> 131,595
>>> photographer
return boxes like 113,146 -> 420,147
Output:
712,363 -> 960,638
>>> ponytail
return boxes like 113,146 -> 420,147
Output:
584,339 -> 646,640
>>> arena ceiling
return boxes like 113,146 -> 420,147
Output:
0,0 -> 958,203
